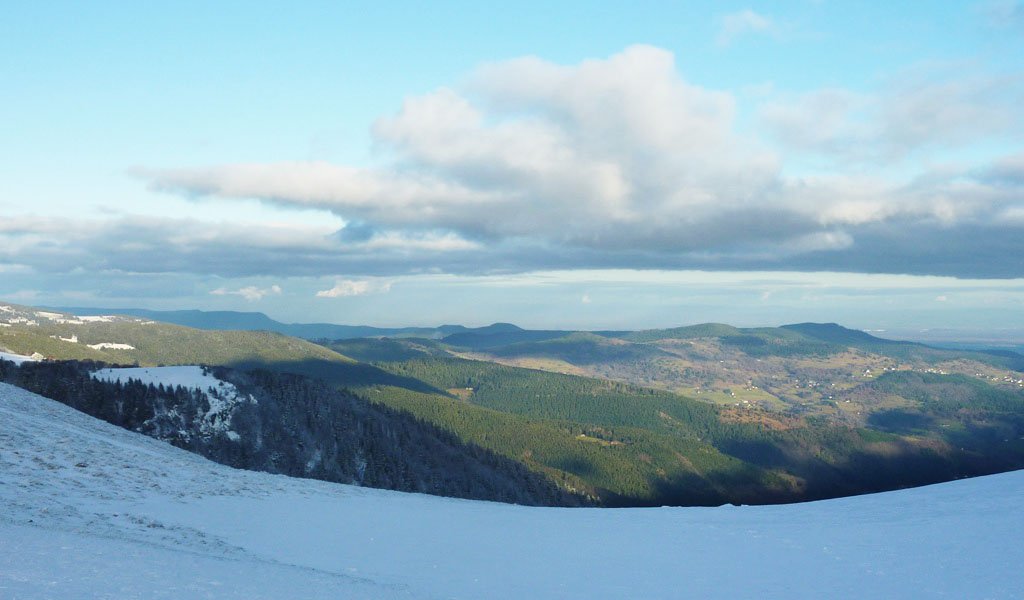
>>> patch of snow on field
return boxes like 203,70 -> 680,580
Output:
34,311 -> 84,324
87,342 -> 135,350
6,317 -> 38,326
1,381 -> 1022,599
93,365 -> 229,392
0,351 -> 38,365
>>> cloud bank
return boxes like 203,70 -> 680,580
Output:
5,46 -> 1023,280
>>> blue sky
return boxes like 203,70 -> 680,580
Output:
2,1 -> 1023,330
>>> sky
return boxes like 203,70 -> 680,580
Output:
2,1 -> 1024,331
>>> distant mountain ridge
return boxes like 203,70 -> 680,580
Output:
6,299 -> 1024,507
53,306 -> 470,340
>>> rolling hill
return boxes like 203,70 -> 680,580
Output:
7,299 -> 1024,508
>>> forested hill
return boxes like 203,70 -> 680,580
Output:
0,358 -> 583,507
6,300 -> 1024,508
322,337 -> 1024,507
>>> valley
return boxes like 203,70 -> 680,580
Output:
3,301 -> 1024,509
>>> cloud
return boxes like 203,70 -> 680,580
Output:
759,69 -> 1024,163
315,279 -> 392,298
54,45 -> 1024,280
981,152 -> 1024,186
717,10 -> 778,47
581,294 -> 592,304
138,46 -> 794,258
210,284 -> 282,301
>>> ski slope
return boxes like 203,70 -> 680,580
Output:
1,382 -> 1021,599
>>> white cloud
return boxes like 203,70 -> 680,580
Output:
315,279 -> 392,298
117,46 -> 1024,278
140,46 -> 786,255
210,284 -> 282,301
358,231 -> 480,252
717,10 -> 777,47
759,70 -> 1023,163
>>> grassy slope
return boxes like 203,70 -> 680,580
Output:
0,320 -> 349,366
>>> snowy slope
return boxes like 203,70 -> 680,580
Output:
1,382 -> 1022,599
0,351 -> 38,365
92,365 -> 235,393
92,365 -> 253,440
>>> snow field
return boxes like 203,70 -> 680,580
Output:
1,382 -> 1022,599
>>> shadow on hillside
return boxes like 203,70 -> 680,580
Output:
227,358 -> 449,396
867,409 -> 936,434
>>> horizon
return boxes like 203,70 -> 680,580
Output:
2,2 -> 1023,331
23,299 -> 1024,343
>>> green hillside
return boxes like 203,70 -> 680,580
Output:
0,303 -> 354,369
484,332 -> 668,365
623,323 -> 745,342
8,301 -> 1024,507
322,339 -> 1024,505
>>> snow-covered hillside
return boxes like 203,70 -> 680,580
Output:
0,351 -> 38,365
91,365 -> 254,441
92,365 -> 235,392
1,382 -> 1021,599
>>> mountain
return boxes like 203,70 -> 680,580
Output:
321,337 -> 1024,506
0,302 -> 351,365
452,321 -> 1024,410
622,322 -> 746,342
441,324 -> 572,349
781,322 -> 898,345
53,306 -> 470,340
3,381 -> 1021,599
8,299 -> 1024,507
1,360 -> 578,506
0,302 -> 444,391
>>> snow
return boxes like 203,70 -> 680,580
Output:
93,365 -> 232,394
5,317 -> 38,326
0,351 -> 38,365
1,381 -> 1022,599
86,342 -> 135,350
92,366 -> 249,438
